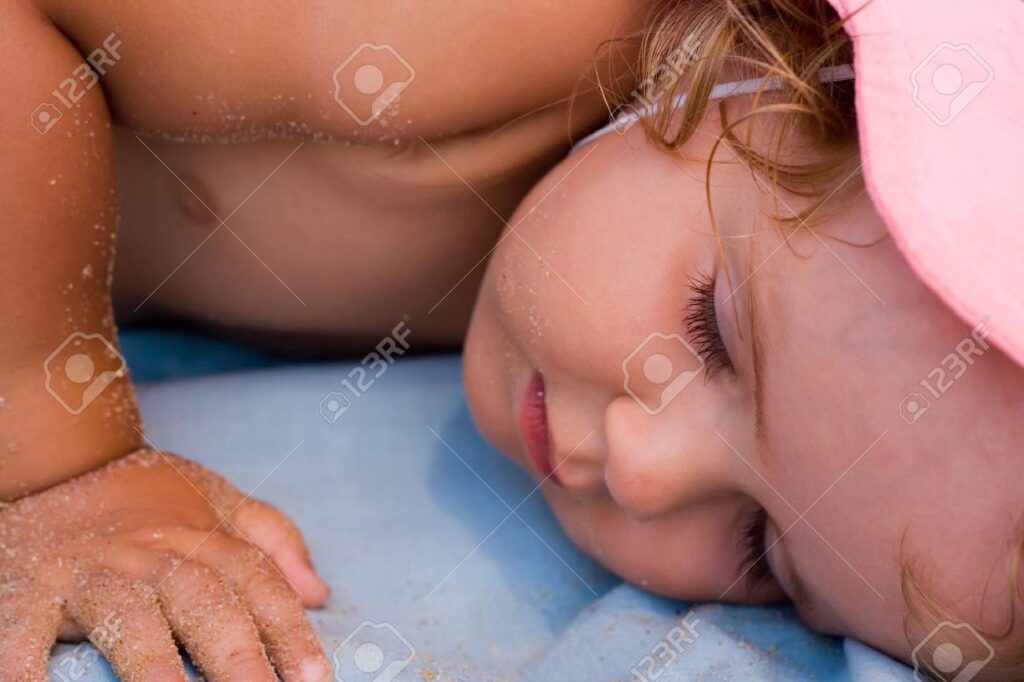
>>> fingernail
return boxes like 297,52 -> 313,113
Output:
299,657 -> 330,682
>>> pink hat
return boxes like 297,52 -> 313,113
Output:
827,0 -> 1024,366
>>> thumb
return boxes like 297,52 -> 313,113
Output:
230,499 -> 330,607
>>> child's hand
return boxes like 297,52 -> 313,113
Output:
0,450 -> 332,682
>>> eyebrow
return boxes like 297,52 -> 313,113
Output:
743,270 -> 769,448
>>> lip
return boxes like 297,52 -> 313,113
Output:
518,370 -> 559,485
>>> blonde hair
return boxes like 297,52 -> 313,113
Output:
901,528 -> 1024,679
630,0 -> 860,227
627,0 -> 1024,677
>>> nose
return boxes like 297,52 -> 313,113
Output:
603,395 -> 734,521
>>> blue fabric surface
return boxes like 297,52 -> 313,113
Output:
119,327 -> 286,382
48,331 -> 915,681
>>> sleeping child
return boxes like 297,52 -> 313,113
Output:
1,0 -> 1021,679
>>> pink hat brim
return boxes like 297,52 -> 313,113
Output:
829,0 -> 1024,365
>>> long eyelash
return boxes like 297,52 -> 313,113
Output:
684,272 -> 733,378
739,506 -> 773,591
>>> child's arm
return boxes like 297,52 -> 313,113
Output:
0,0 -> 138,500
0,5 -> 329,681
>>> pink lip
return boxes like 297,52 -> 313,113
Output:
518,371 -> 559,485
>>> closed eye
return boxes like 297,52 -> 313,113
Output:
684,271 -> 733,378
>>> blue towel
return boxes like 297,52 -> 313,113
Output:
46,330 -> 914,681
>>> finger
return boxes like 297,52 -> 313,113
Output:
156,558 -> 277,682
147,458 -> 328,605
0,580 -> 62,681
65,571 -> 187,682
198,536 -> 330,682
229,499 -> 329,606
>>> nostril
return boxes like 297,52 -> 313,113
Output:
551,460 -> 609,497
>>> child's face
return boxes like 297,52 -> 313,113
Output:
462,123 -> 1024,664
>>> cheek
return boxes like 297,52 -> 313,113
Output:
482,134 -> 725,389
544,487 -> 782,602
462,281 -> 524,457
489,210 -> 708,389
